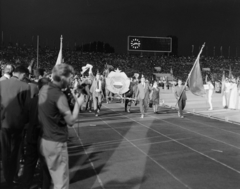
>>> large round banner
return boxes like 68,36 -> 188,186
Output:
106,69 -> 130,94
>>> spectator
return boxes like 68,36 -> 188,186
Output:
0,65 -> 31,188
38,63 -> 85,189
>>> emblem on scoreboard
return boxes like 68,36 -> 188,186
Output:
130,38 -> 141,49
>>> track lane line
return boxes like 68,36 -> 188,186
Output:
72,127 -> 105,189
103,104 -> 240,175
105,103 -> 240,151
96,112 -> 192,189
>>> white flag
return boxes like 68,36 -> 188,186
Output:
56,35 -> 63,65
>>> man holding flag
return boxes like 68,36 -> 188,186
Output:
175,43 -> 206,118
174,79 -> 187,118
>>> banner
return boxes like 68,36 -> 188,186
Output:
187,55 -> 205,96
202,68 -> 211,71
106,69 -> 130,94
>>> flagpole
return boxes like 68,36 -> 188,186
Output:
1,31 -> 3,47
37,35 -> 39,69
55,35 -> 63,65
175,42 -> 205,107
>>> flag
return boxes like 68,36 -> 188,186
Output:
229,66 -> 232,78
27,59 -> 35,75
187,55 -> 205,96
56,35 -> 63,65
221,70 -> 225,94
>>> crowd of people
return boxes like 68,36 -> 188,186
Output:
1,45 -> 240,82
1,45 -> 240,189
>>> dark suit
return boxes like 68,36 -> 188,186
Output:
90,74 -> 102,113
136,82 -> 151,115
0,77 -> 31,185
174,85 -> 187,116
29,82 -> 39,98
125,82 -> 137,112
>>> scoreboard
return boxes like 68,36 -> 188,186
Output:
128,36 -> 172,52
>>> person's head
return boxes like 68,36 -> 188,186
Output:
52,63 -> 75,89
178,79 -> 182,86
141,77 -> 145,84
3,64 -> 14,76
38,77 -> 50,89
153,81 -> 158,88
96,72 -> 100,80
13,65 -> 29,81
34,68 -> 45,80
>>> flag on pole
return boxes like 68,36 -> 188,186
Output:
229,66 -> 232,78
27,59 -> 35,75
221,70 -> 225,94
187,49 -> 205,96
170,67 -> 173,75
56,35 -> 63,65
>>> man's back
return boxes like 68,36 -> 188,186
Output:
0,77 -> 30,129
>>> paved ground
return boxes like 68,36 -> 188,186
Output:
67,98 -> 240,189
1,90 -> 240,189
162,88 -> 240,124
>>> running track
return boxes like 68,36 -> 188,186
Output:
1,101 -> 240,189
68,102 -> 240,189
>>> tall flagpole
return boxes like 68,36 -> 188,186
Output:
55,35 -> 63,65
228,46 -> 230,58
175,42 -> 205,107
1,31 -> 3,47
37,35 -> 39,69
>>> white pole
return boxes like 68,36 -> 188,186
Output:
1,31 -> 3,46
37,36 -> 39,68
228,46 -> 230,58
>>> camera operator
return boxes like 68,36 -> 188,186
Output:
38,63 -> 85,189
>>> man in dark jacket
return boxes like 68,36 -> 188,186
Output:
174,79 -> 187,118
0,65 -> 31,188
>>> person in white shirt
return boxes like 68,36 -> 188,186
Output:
224,78 -> 232,108
206,74 -> 214,110
0,64 -> 14,81
228,77 -> 238,110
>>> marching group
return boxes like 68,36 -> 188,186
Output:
0,59 -> 189,189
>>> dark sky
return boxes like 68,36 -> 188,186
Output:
1,0 -> 240,56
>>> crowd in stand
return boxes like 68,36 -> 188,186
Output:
1,45 -> 240,82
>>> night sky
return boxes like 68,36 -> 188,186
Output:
1,0 -> 240,56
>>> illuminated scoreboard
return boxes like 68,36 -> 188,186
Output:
128,36 -> 172,52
